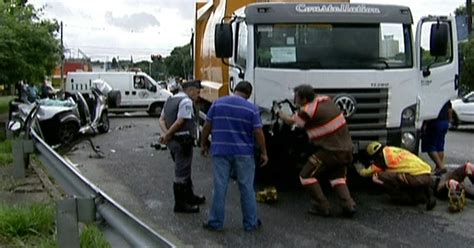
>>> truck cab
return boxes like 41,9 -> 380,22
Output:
195,1 -> 458,177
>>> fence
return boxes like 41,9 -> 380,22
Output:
10,121 -> 175,247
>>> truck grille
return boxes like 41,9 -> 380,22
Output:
315,88 -> 388,144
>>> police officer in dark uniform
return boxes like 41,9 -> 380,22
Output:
159,80 -> 205,213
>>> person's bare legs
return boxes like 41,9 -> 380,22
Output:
428,151 -> 446,173
439,151 -> 445,165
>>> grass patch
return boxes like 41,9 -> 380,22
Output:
0,153 -> 13,166
81,225 -> 111,248
0,96 -> 14,115
0,203 -> 55,238
0,139 -> 12,153
0,202 -> 110,247
0,203 -> 55,247
0,140 -> 12,167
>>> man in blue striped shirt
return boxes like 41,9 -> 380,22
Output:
201,81 -> 268,232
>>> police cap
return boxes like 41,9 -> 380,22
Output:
182,80 -> 203,89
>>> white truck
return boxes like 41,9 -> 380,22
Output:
195,0 -> 459,171
66,72 -> 172,116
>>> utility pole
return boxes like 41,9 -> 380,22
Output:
468,0 -> 472,37
60,21 -> 65,91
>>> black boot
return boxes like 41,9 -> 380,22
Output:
305,183 -> 331,217
185,180 -> 206,205
333,184 -> 357,218
173,183 -> 199,213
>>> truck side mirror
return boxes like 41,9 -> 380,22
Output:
150,85 -> 157,92
429,23 -> 448,57
215,23 -> 233,58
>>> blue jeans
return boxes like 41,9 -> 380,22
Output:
207,155 -> 259,230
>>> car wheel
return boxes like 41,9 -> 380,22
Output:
148,103 -> 163,117
58,121 -> 78,144
98,112 -> 110,133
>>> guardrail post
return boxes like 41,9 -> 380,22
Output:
12,137 -> 34,179
57,197 -> 96,248
5,122 -> 13,140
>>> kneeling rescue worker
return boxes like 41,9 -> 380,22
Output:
356,142 -> 436,210
277,84 -> 356,217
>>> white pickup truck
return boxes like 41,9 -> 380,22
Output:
66,72 -> 172,116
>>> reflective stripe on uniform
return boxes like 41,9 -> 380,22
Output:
293,96 -> 331,127
302,96 -> 330,118
306,113 -> 346,140
330,177 -> 346,187
300,176 -> 318,185
384,147 -> 404,166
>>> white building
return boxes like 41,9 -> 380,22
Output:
381,35 -> 399,58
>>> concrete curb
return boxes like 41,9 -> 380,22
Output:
30,158 -> 64,201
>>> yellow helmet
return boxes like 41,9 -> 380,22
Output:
367,141 -> 383,156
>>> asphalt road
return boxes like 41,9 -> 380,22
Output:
66,116 -> 474,247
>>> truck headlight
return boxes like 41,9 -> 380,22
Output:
401,132 -> 415,148
401,106 -> 415,125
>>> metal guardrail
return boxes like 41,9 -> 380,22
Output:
12,127 -> 175,247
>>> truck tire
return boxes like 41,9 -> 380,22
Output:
97,112 -> 110,133
57,121 -> 79,145
107,90 -> 121,108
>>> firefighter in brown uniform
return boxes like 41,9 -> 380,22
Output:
277,84 -> 356,217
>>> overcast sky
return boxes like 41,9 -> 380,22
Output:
30,0 -> 465,62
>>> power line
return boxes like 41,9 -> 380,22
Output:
65,44 -> 170,51
64,23 -> 161,34
64,24 -> 107,31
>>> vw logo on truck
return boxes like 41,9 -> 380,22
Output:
334,94 -> 357,118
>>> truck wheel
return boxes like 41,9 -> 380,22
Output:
148,103 -> 163,117
107,90 -> 121,108
58,121 -> 78,145
97,112 -> 110,133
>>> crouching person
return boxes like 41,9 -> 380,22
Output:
355,142 -> 436,210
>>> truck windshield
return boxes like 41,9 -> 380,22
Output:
255,23 -> 412,69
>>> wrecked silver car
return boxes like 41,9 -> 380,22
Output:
9,79 -> 111,146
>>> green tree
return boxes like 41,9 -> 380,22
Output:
455,5 -> 467,16
164,44 -> 192,79
460,40 -> 474,92
0,1 -> 60,89
455,3 -> 474,92
111,57 -> 118,69
150,54 -> 167,80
